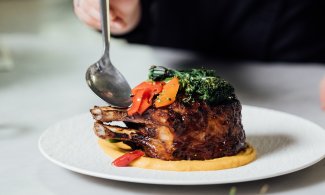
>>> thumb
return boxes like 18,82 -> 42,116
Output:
109,0 -> 141,35
109,9 -> 125,30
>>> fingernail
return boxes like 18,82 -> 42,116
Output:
109,12 -> 116,20
111,21 -> 124,29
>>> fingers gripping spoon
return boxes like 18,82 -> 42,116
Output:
86,0 -> 131,107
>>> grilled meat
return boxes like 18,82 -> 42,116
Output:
91,97 -> 246,161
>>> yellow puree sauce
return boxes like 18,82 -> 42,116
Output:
98,139 -> 256,171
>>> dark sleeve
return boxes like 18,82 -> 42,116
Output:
267,0 -> 325,62
113,0 -> 325,63
111,0 -> 152,44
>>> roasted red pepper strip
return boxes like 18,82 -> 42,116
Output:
137,88 -> 152,114
131,82 -> 152,95
127,88 -> 145,115
128,81 -> 165,115
154,77 -> 180,107
112,150 -> 145,167
131,81 -> 164,96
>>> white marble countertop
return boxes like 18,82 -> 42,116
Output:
1,1 -> 324,194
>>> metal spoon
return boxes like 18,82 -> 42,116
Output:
86,0 -> 131,107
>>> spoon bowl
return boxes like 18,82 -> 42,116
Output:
86,0 -> 131,107
86,60 -> 131,107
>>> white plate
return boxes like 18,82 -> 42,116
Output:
39,105 -> 325,185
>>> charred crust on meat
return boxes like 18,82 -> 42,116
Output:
91,94 -> 246,161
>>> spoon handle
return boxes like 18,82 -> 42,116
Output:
100,0 -> 110,55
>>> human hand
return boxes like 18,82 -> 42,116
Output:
73,0 -> 141,35
321,77 -> 325,110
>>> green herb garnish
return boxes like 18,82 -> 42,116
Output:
148,65 -> 235,104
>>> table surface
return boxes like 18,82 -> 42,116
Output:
1,1 -> 324,194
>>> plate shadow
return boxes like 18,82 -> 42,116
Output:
246,133 -> 295,158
